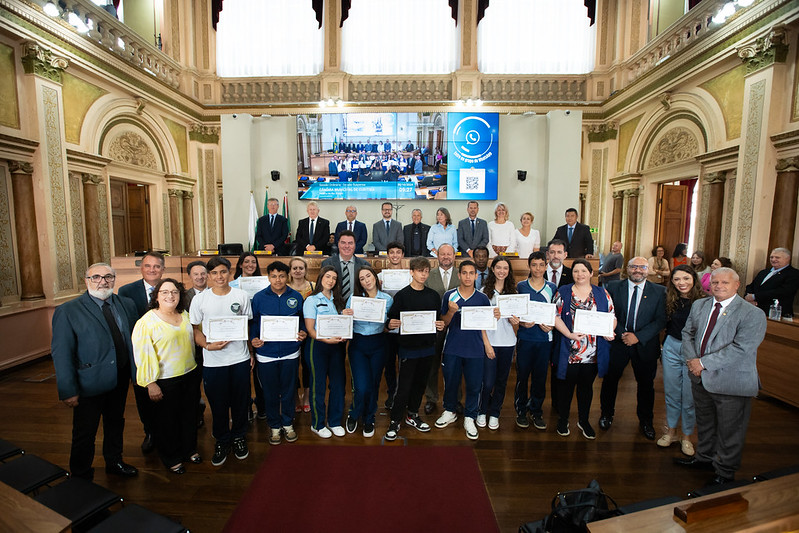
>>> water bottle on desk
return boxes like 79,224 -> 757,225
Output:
768,299 -> 781,320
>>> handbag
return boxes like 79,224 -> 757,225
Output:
542,480 -> 620,532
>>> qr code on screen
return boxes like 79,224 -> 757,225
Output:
459,168 -> 485,194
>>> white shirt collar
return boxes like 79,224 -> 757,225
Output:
713,294 -> 736,311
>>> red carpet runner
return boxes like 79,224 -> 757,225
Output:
223,445 -> 499,532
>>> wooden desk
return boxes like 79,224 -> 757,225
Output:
587,473 -> 799,532
0,480 -> 71,533
757,318 -> 799,408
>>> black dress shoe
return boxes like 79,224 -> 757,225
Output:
640,422 -> 656,440
424,401 -> 436,415
674,457 -> 715,471
105,461 -> 138,477
705,474 -> 733,487
169,464 -> 186,475
598,415 -> 613,430
141,433 -> 154,454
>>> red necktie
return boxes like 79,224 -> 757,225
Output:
700,302 -> 722,356
551,271 -> 558,286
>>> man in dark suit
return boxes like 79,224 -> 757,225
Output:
117,251 -> 164,453
293,201 -> 330,255
744,247 -> 799,318
334,205 -> 367,254
321,231 -> 368,301
599,257 -> 667,440
403,208 -> 430,257
405,141 -> 414,152
456,201 -> 489,257
372,202 -> 403,252
255,197 -> 289,255
544,239 -> 573,287
676,267 -> 767,485
552,208 -> 594,258
51,263 -> 139,480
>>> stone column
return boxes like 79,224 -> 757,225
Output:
623,188 -> 639,261
81,173 -> 104,265
610,191 -> 624,242
218,190 -> 225,243
768,157 -> 799,252
702,171 -> 727,262
182,191 -> 196,253
168,189 -> 183,255
7,161 -> 44,299
579,193 -> 586,221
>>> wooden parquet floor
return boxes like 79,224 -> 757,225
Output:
1,357 -> 798,533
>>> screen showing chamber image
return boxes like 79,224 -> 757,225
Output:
295,112 -> 498,201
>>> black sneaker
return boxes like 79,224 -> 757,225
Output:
363,422 -> 375,437
385,420 -> 400,441
532,415 -> 547,430
405,413 -> 431,432
578,420 -> 596,440
232,438 -> 249,460
516,412 -> 530,429
556,419 -> 570,437
345,416 -> 358,434
211,442 -> 229,466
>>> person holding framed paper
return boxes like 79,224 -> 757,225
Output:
377,241 -> 408,411
303,266 -> 347,439
477,257 -> 520,431
552,259 -> 616,441
288,257 -> 314,413
435,260 -> 494,441
189,256 -> 253,467
250,261 -> 307,446
342,266 -> 393,437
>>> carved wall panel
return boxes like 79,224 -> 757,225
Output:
68,173 -> 87,280
107,131 -> 158,169
0,167 -> 18,297
645,127 -> 700,169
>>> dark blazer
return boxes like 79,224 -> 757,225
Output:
425,266 -> 459,298
545,266 -> 573,287
745,264 -> 799,317
456,217 -> 489,254
605,280 -> 667,361
403,222 -> 431,257
51,292 -> 138,400
372,219 -> 403,251
118,279 -> 150,318
335,220 -> 367,254
294,216 -> 330,255
552,222 -> 594,258
255,213 -> 289,255
321,254 -> 369,296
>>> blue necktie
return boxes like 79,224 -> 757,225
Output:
568,226 -> 574,243
626,285 -> 638,331
386,220 -> 390,235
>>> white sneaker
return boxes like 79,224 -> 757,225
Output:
311,426 -> 332,439
435,410 -> 458,428
330,425 -> 345,437
488,416 -> 500,430
283,425 -> 298,443
464,417 -> 479,440
476,414 -> 487,428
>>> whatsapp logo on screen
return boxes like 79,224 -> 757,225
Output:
452,116 -> 494,164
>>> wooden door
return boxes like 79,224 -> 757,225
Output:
656,184 -> 689,258
110,179 -> 129,255
126,183 -> 151,252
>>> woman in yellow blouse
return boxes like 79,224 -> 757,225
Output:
132,278 -> 199,474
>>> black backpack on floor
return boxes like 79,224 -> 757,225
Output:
520,480 -> 620,533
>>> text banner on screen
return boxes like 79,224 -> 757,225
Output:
445,112 -> 499,200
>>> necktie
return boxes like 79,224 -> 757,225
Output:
700,302 -> 722,356
102,301 -> 129,373
309,219 -> 315,245
479,271 -> 485,287
146,285 -> 154,305
341,261 -> 350,298
348,221 -> 352,232
443,270 -> 449,289
761,269 -> 776,284
626,285 -> 639,331
568,226 -> 574,243
270,215 -> 275,228
386,220 -> 391,235
551,270 -> 558,286
471,219 -> 475,237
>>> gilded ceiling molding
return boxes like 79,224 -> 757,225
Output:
20,41 -> 68,83
737,25 -> 789,75
189,123 -> 220,144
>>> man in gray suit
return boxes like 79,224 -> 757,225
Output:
321,231 -> 369,301
372,202 -> 403,252
456,201 -> 489,257
675,267 -> 767,486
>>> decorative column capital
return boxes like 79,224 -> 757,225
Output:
623,188 -> 640,198
21,41 -> 69,83
168,188 -> 184,198
7,160 -> 34,174
80,172 -> 103,185
737,25 -> 789,75
183,191 -> 195,200
776,156 -> 799,172
189,124 -> 220,144
587,122 -> 618,143
612,191 -> 625,200
703,171 -> 727,184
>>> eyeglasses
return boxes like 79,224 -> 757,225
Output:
629,265 -> 648,270
87,274 -> 115,283
158,290 -> 180,296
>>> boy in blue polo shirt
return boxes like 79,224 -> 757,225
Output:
250,261 -> 307,445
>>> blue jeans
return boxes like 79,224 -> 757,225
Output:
305,339 -> 345,430
257,358 -> 300,429
514,340 -> 551,417
479,346 -> 515,418
442,352 -> 484,419
203,360 -> 250,444
661,335 -> 695,435
348,333 -> 387,425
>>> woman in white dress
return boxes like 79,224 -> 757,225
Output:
487,202 -> 515,257
509,212 -> 540,260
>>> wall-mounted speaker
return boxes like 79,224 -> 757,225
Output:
271,170 -> 280,181
517,170 -> 527,182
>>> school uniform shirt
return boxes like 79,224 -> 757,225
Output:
346,291 -> 393,336
441,288 -> 491,358
387,285 -> 441,356
303,292 -> 340,324
250,286 -> 305,363
189,287 -> 252,367
517,279 -> 557,343
485,290 -> 518,347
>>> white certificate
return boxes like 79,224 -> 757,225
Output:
316,314 -> 353,339
521,301 -> 557,326
573,310 -> 615,337
400,311 -> 437,335
461,306 -> 497,331
381,269 -> 411,291
350,296 -> 386,323
497,294 -> 530,317
238,276 -> 270,299
206,316 -> 249,342
259,316 -> 299,342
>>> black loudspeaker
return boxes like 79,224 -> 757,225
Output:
271,170 -> 280,181
517,170 -> 527,181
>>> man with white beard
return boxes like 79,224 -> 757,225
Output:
51,262 -> 140,481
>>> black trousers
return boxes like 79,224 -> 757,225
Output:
149,369 -> 200,468
391,355 -> 434,422
132,382 -> 155,435
599,344 -> 657,424
557,363 -> 597,424
70,372 -> 129,479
